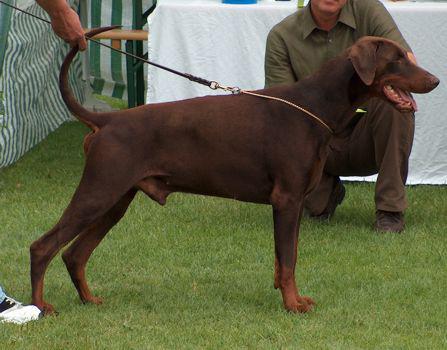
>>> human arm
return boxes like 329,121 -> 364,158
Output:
36,0 -> 87,50
264,28 -> 297,88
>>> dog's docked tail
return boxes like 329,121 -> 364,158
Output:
59,26 -> 119,130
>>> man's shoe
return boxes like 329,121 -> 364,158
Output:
0,296 -> 21,314
374,210 -> 405,233
0,304 -> 42,324
311,178 -> 345,220
0,296 -> 42,324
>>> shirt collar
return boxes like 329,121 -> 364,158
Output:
301,1 -> 357,39
338,2 -> 357,30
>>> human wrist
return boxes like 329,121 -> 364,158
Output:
36,0 -> 72,19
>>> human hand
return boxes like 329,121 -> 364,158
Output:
407,51 -> 417,65
49,6 -> 87,50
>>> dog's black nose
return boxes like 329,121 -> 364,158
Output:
429,75 -> 440,90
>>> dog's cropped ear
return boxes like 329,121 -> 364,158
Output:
349,39 -> 380,86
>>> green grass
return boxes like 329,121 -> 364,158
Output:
0,121 -> 446,349
93,94 -> 128,110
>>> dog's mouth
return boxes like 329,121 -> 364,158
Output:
383,85 -> 417,112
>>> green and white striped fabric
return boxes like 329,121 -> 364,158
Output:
87,0 -> 152,98
0,0 -> 152,168
0,0 -> 84,168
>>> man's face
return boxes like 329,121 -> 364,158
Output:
310,0 -> 347,17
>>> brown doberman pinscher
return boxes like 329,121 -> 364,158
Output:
30,27 -> 439,315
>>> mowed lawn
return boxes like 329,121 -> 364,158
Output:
0,121 -> 446,349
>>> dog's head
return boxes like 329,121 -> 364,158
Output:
348,36 -> 439,112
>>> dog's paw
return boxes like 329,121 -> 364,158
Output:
285,301 -> 311,313
296,299 -> 313,313
82,296 -> 103,305
89,296 -> 103,305
41,302 -> 58,316
299,295 -> 316,307
285,295 -> 315,313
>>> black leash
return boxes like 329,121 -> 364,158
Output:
0,0 -> 334,133
0,0 -> 235,92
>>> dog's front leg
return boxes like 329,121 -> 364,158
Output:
271,191 -> 314,313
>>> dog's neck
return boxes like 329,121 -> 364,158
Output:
291,56 -> 372,135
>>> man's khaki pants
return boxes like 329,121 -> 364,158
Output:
305,98 -> 415,215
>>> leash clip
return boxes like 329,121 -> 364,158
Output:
223,85 -> 241,94
209,81 -> 219,90
210,82 -> 241,95
228,86 -> 241,94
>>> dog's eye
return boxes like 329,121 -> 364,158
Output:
390,56 -> 404,64
385,61 -> 403,74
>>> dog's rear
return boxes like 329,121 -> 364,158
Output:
31,29 -> 439,315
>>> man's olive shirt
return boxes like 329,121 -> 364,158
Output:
265,0 -> 411,87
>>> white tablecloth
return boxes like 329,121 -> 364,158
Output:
147,0 -> 447,184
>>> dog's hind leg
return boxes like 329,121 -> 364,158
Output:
30,153 -> 137,315
61,188 -> 137,305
